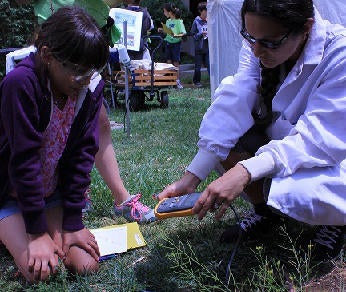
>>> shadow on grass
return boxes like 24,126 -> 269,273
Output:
133,215 -> 344,291
134,216 -> 233,291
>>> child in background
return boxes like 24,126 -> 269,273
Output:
190,2 -> 209,88
0,6 -> 108,282
159,3 -> 186,89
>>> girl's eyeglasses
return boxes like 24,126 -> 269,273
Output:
240,28 -> 291,49
53,55 -> 105,83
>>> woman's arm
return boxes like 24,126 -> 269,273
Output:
242,40 -> 346,181
158,44 -> 260,199
187,44 -> 260,180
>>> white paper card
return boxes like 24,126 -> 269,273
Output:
91,225 -> 127,256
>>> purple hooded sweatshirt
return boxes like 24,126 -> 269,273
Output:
0,53 -> 103,234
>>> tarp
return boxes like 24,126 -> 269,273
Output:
208,0 -> 346,100
33,0 -> 121,45
207,0 -> 243,99
34,0 -> 74,24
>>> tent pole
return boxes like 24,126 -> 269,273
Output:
123,21 -> 131,137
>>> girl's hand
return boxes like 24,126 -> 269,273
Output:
27,233 -> 64,281
192,164 -> 251,220
62,228 -> 100,262
156,171 -> 201,201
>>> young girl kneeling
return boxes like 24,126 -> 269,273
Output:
0,6 -> 109,283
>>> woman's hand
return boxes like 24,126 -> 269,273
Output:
156,171 -> 201,201
27,233 -> 64,281
192,164 -> 251,220
62,228 -> 100,262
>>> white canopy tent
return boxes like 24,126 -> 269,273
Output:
207,0 -> 346,100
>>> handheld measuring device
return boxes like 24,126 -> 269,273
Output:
154,192 -> 201,219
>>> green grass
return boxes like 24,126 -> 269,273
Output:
180,69 -> 210,87
0,88 -> 344,291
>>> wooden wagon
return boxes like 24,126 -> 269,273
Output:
105,66 -> 178,111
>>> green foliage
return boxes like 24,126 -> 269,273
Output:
0,0 -> 36,78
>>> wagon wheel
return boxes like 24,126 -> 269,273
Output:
129,91 -> 145,111
160,91 -> 169,108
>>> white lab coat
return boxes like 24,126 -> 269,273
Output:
187,9 -> 346,225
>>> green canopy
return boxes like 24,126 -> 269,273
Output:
34,0 -> 74,24
75,0 -> 121,45
75,0 -> 110,28
33,0 -> 121,45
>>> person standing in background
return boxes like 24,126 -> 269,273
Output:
191,2 -> 209,88
159,3 -> 186,89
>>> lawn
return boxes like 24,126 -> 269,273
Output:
0,87 -> 344,291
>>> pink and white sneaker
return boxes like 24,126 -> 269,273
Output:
114,194 -> 157,224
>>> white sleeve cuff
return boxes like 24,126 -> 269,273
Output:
238,152 -> 276,181
186,149 -> 220,181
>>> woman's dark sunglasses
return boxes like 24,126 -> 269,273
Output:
240,28 -> 291,49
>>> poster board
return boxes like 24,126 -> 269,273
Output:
109,8 -> 143,51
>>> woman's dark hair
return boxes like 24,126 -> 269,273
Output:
241,0 -> 314,34
240,0 -> 314,129
35,6 -> 109,71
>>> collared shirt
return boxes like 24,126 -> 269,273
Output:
187,8 -> 346,181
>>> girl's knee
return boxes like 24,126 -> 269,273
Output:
64,246 -> 99,275
65,259 -> 99,275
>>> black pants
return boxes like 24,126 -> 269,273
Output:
193,49 -> 210,84
233,125 -> 270,156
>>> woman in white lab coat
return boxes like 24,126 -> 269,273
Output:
158,0 -> 346,261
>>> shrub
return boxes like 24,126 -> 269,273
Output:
0,0 -> 35,78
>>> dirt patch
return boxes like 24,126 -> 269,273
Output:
303,266 -> 346,291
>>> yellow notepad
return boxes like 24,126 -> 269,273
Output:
161,23 -> 174,36
126,222 -> 146,249
90,222 -> 146,261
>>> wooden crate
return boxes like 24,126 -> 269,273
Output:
105,69 -> 177,88
132,69 -> 178,87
